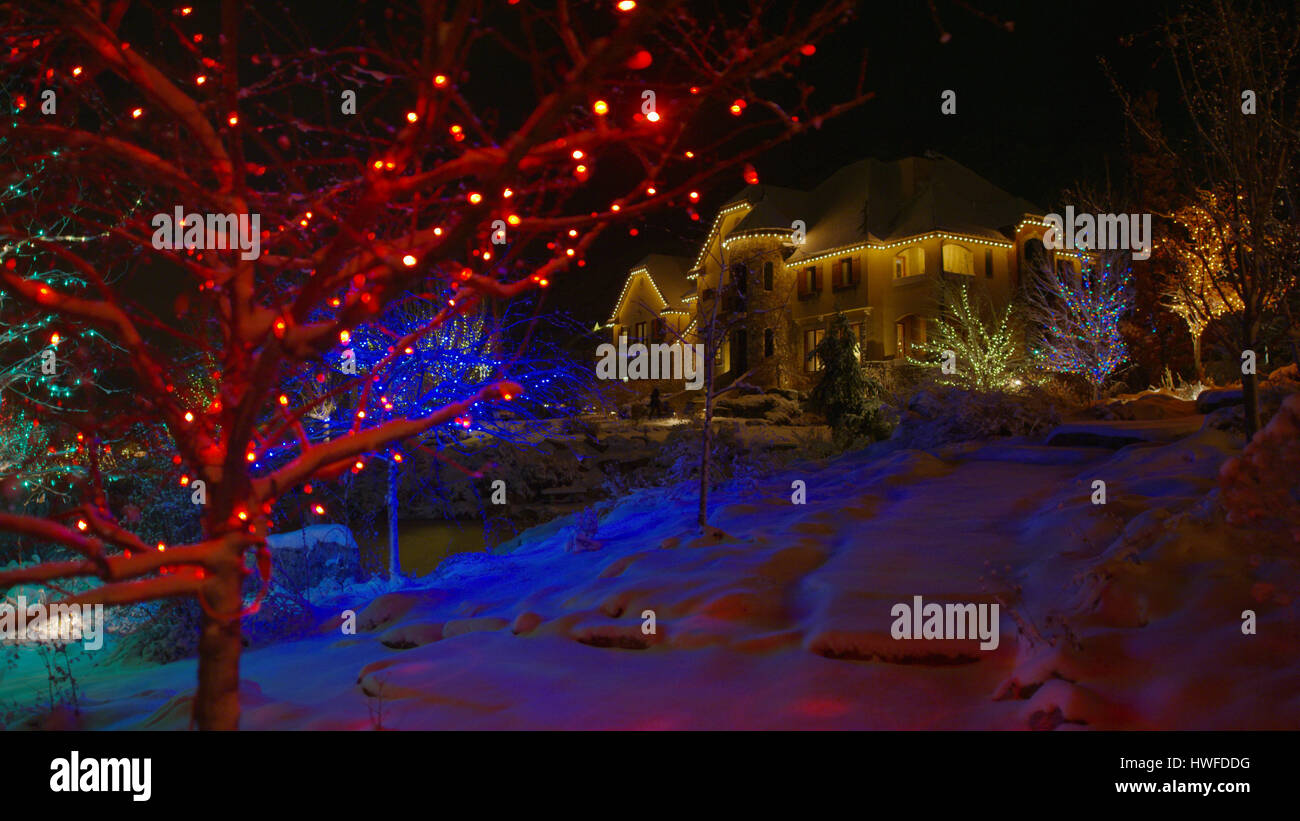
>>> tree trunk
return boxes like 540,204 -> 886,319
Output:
1192,332 -> 1205,384
388,459 -> 401,580
1242,319 -> 1262,439
193,558 -> 243,730
697,349 -> 714,528
1242,369 -> 1261,439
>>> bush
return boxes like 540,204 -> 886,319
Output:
810,313 -> 890,446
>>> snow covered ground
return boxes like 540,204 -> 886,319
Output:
4,406 -> 1297,729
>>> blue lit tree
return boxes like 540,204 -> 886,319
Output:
266,287 -> 596,579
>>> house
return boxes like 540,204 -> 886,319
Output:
605,153 -> 1051,392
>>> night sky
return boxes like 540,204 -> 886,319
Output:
571,0 -> 1174,327
96,0 -> 1179,331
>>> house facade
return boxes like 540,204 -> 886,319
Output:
606,154 -> 1052,393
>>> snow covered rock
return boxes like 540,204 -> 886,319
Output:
713,392 -> 802,424
266,525 -> 363,601
1196,388 -> 1243,414
1044,417 -> 1203,448
1220,392 -> 1300,540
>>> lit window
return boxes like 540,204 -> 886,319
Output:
894,247 -> 924,278
804,327 -> 825,371
942,243 -> 974,275
836,257 -> 855,288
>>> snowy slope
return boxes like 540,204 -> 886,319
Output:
5,412 -> 1297,729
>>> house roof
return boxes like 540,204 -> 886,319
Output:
607,253 -> 693,324
715,154 -> 1041,263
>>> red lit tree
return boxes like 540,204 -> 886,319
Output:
0,1 -> 868,728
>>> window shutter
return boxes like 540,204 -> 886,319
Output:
798,269 -> 808,297
813,266 -> 821,291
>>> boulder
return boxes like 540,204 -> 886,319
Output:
265,525 -> 362,601
1196,388 -> 1243,414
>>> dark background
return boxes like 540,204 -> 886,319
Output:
572,0 -> 1175,327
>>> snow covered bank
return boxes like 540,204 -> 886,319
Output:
8,400 -> 1294,730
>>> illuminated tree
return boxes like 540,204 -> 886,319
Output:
0,101 -> 141,516
1161,190 -> 1245,382
275,289 -> 595,579
1111,0 -> 1300,433
1024,249 -> 1135,399
908,280 -> 1022,392
0,0 -> 867,728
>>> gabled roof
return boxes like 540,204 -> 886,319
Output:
711,154 -> 1041,262
606,253 -> 693,324
723,184 -> 811,235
